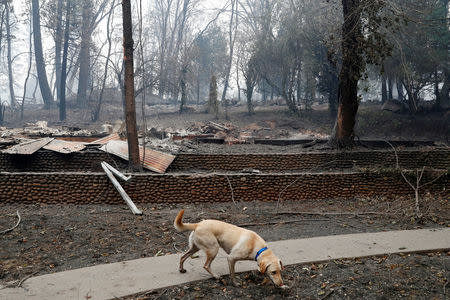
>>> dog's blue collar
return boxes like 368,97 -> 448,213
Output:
255,247 -> 268,261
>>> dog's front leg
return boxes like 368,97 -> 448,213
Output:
227,257 -> 240,286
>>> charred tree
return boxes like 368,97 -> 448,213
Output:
5,2 -> 15,108
329,0 -> 364,148
208,75 -> 219,118
59,0 -> 71,122
396,77 -> 404,102
32,0 -> 54,108
54,0 -> 64,99
76,0 -> 92,108
179,66 -> 188,114
381,73 -> 387,104
122,0 -> 140,170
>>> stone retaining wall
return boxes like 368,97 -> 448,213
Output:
1,171 -> 447,204
0,149 -> 448,173
170,150 -> 450,172
0,150 -> 128,173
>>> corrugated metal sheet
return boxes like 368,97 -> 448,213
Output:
3,138 -> 54,155
100,140 -> 175,173
89,133 -> 121,145
43,139 -> 86,154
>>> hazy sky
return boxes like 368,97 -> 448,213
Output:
1,0 -> 227,102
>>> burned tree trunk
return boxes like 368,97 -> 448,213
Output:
59,0 -> 71,122
179,66 -> 188,114
32,0 -> 54,108
381,73 -> 387,104
54,0 -> 64,100
5,3 -> 15,109
329,0 -> 363,148
76,1 -> 91,108
208,75 -> 219,118
122,0 -> 140,170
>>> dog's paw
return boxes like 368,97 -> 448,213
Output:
179,269 -> 186,273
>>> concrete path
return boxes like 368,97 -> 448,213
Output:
1,228 -> 449,300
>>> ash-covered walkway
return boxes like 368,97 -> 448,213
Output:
1,228 -> 449,300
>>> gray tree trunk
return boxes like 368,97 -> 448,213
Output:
32,0 -> 54,108
6,3 -> 15,108
59,0 -> 71,121
54,0 -> 64,100
76,1 -> 91,107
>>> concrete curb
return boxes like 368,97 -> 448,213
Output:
1,228 -> 449,300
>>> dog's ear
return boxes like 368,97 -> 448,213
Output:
280,260 -> 285,271
259,261 -> 270,274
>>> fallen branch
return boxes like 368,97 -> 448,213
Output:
225,175 -> 239,210
238,219 -> 328,227
16,271 -> 39,288
1,211 -> 21,234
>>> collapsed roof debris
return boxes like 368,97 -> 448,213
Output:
3,137 -> 54,155
90,133 -> 122,145
43,139 -> 86,154
100,140 -> 175,173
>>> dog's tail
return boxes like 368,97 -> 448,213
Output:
174,209 -> 198,232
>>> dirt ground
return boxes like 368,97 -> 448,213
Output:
1,197 -> 449,298
1,104 -> 449,298
122,253 -> 449,300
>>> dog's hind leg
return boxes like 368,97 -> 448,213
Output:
179,244 -> 199,273
203,246 -> 220,279
179,232 -> 199,273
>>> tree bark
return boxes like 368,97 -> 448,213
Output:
381,73 -> 387,104
54,0 -> 64,100
21,9 -> 34,121
122,0 -> 141,170
179,66 -> 187,113
59,0 -> 71,122
5,3 -> 15,108
438,0 -> 449,107
32,0 -> 54,108
76,1 -> 91,108
387,76 -> 393,101
0,8 -> 4,54
329,0 -> 363,148
208,75 -> 219,118
396,77 -> 403,102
